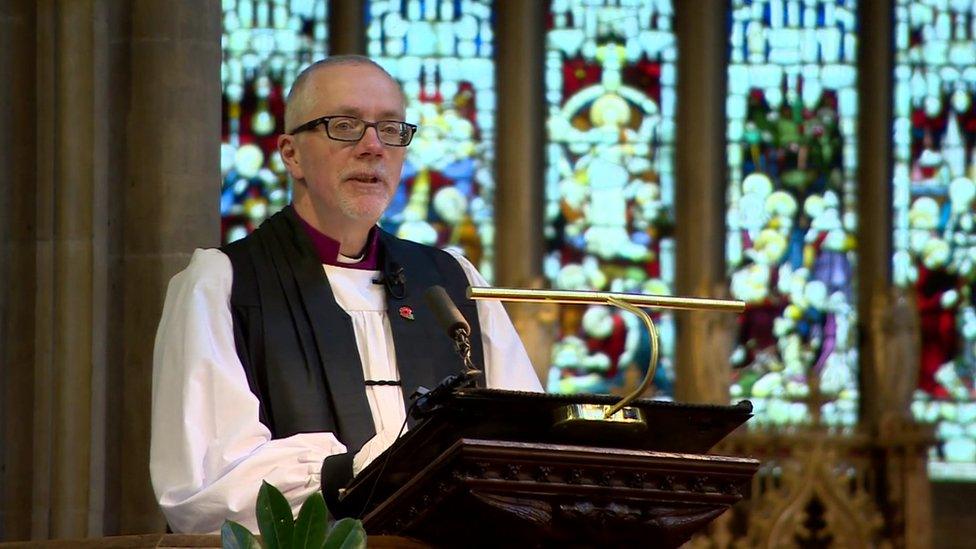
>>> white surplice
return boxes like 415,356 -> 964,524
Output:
150,248 -> 542,533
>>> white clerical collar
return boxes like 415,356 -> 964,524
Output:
337,253 -> 366,265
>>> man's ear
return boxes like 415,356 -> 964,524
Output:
277,134 -> 304,180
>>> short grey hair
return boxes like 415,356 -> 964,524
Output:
284,55 -> 404,132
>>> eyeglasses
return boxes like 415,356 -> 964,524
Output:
288,115 -> 418,147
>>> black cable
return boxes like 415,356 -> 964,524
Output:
357,398 -> 418,518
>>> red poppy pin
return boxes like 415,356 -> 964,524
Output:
399,306 -> 415,320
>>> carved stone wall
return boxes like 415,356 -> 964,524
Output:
0,0 -> 220,540
685,425 -> 932,549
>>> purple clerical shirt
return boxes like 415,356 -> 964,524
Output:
294,212 -> 381,270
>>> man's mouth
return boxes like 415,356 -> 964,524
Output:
346,173 -> 384,184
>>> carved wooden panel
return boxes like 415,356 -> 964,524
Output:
362,439 -> 759,548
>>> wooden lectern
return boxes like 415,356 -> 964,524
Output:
335,388 -> 759,548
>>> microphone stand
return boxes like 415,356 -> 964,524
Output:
450,327 -> 479,375
411,327 -> 482,418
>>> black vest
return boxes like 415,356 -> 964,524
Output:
220,206 -> 484,454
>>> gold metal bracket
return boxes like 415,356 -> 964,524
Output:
467,286 -> 744,431
552,403 -> 648,438
603,297 -> 658,417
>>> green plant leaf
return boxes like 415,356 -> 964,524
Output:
256,480 -> 295,549
323,518 -> 367,549
221,520 -> 262,549
291,491 -> 328,549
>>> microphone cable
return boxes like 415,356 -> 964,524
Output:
357,397 -> 418,519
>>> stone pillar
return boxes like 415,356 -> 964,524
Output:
92,1 -> 133,535
27,0 -> 134,538
47,2 -> 98,538
494,1 -> 545,288
673,1 -> 731,404
329,0 -> 366,55
0,0 -> 221,539
0,0 -> 38,541
494,1 -> 549,382
857,3 -> 933,548
32,0 -> 100,537
121,0 -> 221,533
857,0 -> 895,426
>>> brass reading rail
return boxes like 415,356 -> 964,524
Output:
467,287 -> 745,313
467,286 -> 745,420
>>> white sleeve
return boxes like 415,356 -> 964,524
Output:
150,249 -> 348,534
445,250 -> 544,392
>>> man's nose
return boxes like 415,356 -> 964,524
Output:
356,126 -> 385,154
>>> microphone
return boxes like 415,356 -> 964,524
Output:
411,286 -> 482,418
373,262 -> 406,299
423,285 -> 470,340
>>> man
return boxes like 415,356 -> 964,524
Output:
150,56 -> 541,533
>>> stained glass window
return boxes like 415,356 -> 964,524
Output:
221,0 -> 329,243
544,0 -> 677,397
892,0 -> 976,480
725,0 -> 860,427
365,0 -> 497,279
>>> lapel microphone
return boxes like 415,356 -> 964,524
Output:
373,262 -> 406,299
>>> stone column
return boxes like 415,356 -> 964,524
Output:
494,1 -> 549,382
35,0 -> 99,537
494,1 -> 545,288
857,3 -> 933,548
329,0 -> 366,55
121,0 -> 221,533
0,0 -> 38,541
90,1 -> 131,535
0,0 -> 221,539
28,0 -> 133,538
673,1 -> 731,404
49,2 -> 98,538
857,0 -> 896,426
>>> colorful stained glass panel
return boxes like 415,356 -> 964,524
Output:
544,0 -> 677,397
725,0 -> 860,428
892,0 -> 976,480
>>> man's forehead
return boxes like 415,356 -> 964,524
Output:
304,64 -> 405,116
322,104 -> 405,119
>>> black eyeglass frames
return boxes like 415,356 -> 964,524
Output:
288,115 -> 418,147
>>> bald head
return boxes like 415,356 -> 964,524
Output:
284,55 -> 405,133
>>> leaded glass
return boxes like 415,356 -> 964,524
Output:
892,0 -> 976,481
366,0 -> 497,279
221,0 -> 329,243
544,0 -> 677,397
725,0 -> 860,428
